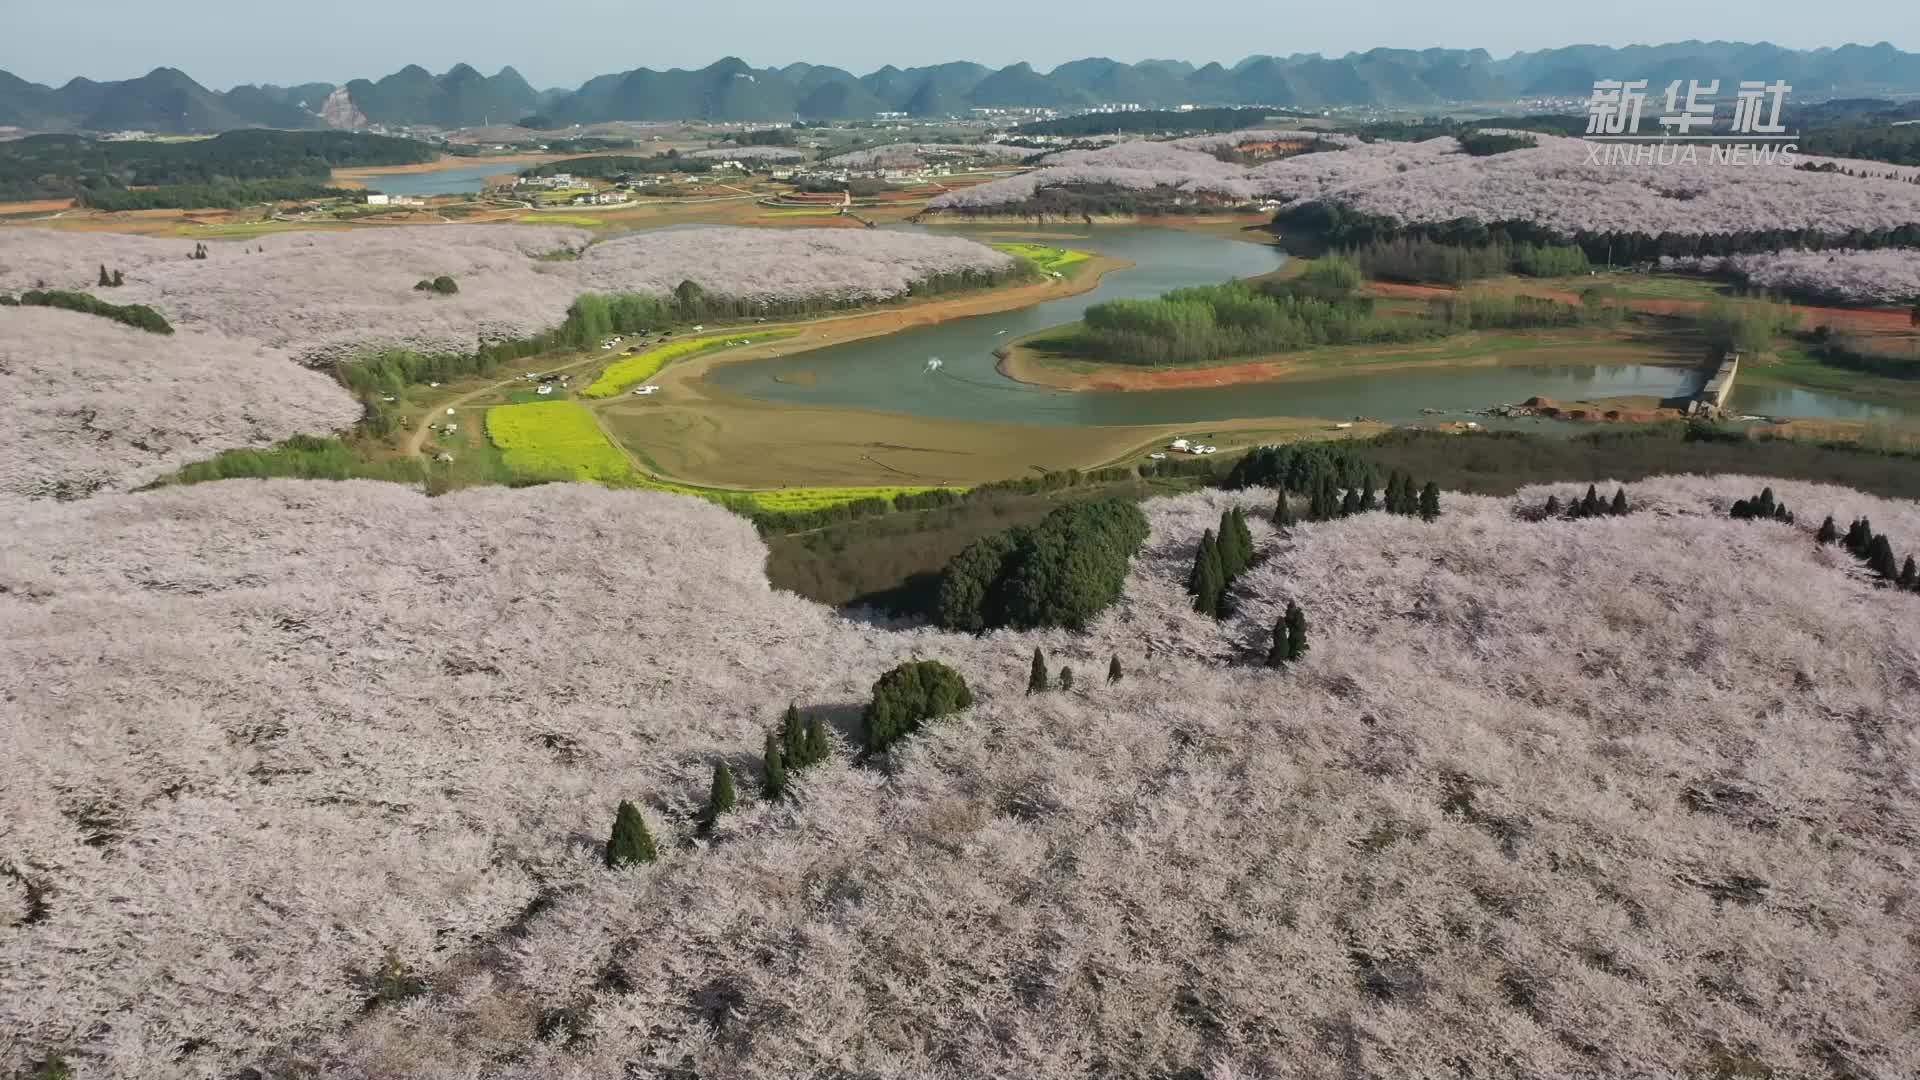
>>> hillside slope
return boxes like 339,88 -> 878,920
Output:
4,476 -> 1916,1078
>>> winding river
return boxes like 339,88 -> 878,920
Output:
706,225 -> 1905,427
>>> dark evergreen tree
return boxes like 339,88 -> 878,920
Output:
1360,475 -> 1378,513
1231,507 -> 1254,573
605,801 -> 656,867
110,269 -> 124,287
707,763 -> 736,823
1216,510 -> 1244,578
762,732 -> 787,800
1340,487 -> 1361,517
1900,557 -> 1918,590
1858,519 -> 1876,555
1757,487 -> 1777,518
1284,601 -> 1310,662
97,265 -> 111,287
1265,616 -> 1289,668
782,703 -> 805,769
1544,494 -> 1561,518
1609,488 -> 1629,516
1580,484 -> 1601,519
1731,498 -> 1752,520
1868,536 -> 1898,580
805,717 -> 829,766
1188,530 -> 1225,616
1059,667 -> 1074,691
1107,654 -> 1122,684
1817,516 -> 1839,545
1419,482 -> 1441,522
1028,647 -> 1049,694
1273,490 -> 1295,528
864,660 -> 973,754
1383,472 -> 1404,515
1774,503 -> 1793,524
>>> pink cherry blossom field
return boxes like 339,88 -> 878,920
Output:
3,474 -> 1917,1079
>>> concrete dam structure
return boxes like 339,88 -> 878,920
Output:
1689,352 -> 1740,418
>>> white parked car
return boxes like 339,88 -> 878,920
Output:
1195,445 -> 1218,455
631,385 -> 660,396
536,384 -> 554,395
1148,452 -> 1167,460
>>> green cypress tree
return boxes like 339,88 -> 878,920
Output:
1900,557 -> 1918,590
1383,472 -> 1402,513
762,733 -> 787,800
1059,667 -> 1073,691
1609,488 -> 1629,516
1817,516 -> 1839,545
1544,494 -> 1562,518
1419,482 -> 1441,522
1868,536 -> 1898,579
1194,538 -> 1225,617
98,265 -> 111,288
1233,507 -> 1253,570
1284,601 -> 1309,662
111,269 -> 124,287
1340,487 -> 1361,518
1266,615 -> 1288,668
782,703 -> 805,768
707,763 -> 737,822
1216,510 -> 1243,578
1580,484 -> 1601,519
1757,487 -> 1776,518
1028,647 -> 1049,694
1360,475 -> 1378,513
605,801 -> 656,867
1189,529 -> 1223,615
805,717 -> 829,766
1273,490 -> 1295,528
1107,654 -> 1122,684
1859,519 -> 1877,556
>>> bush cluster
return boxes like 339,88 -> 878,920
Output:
935,500 -> 1149,632
1543,484 -> 1632,520
1730,486 -> 1795,523
413,275 -> 459,296
863,661 -> 973,754
1266,601 -> 1310,667
2,289 -> 172,334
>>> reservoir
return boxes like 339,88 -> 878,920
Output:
705,225 -> 1903,427
340,162 -> 522,196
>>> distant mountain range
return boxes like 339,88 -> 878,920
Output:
6,41 -> 1920,133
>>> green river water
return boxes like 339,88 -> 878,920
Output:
705,225 -> 1905,428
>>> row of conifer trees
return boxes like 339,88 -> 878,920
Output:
1274,470 -> 1440,527
1829,514 -> 1919,589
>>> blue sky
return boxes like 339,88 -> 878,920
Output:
3,0 -> 1914,88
